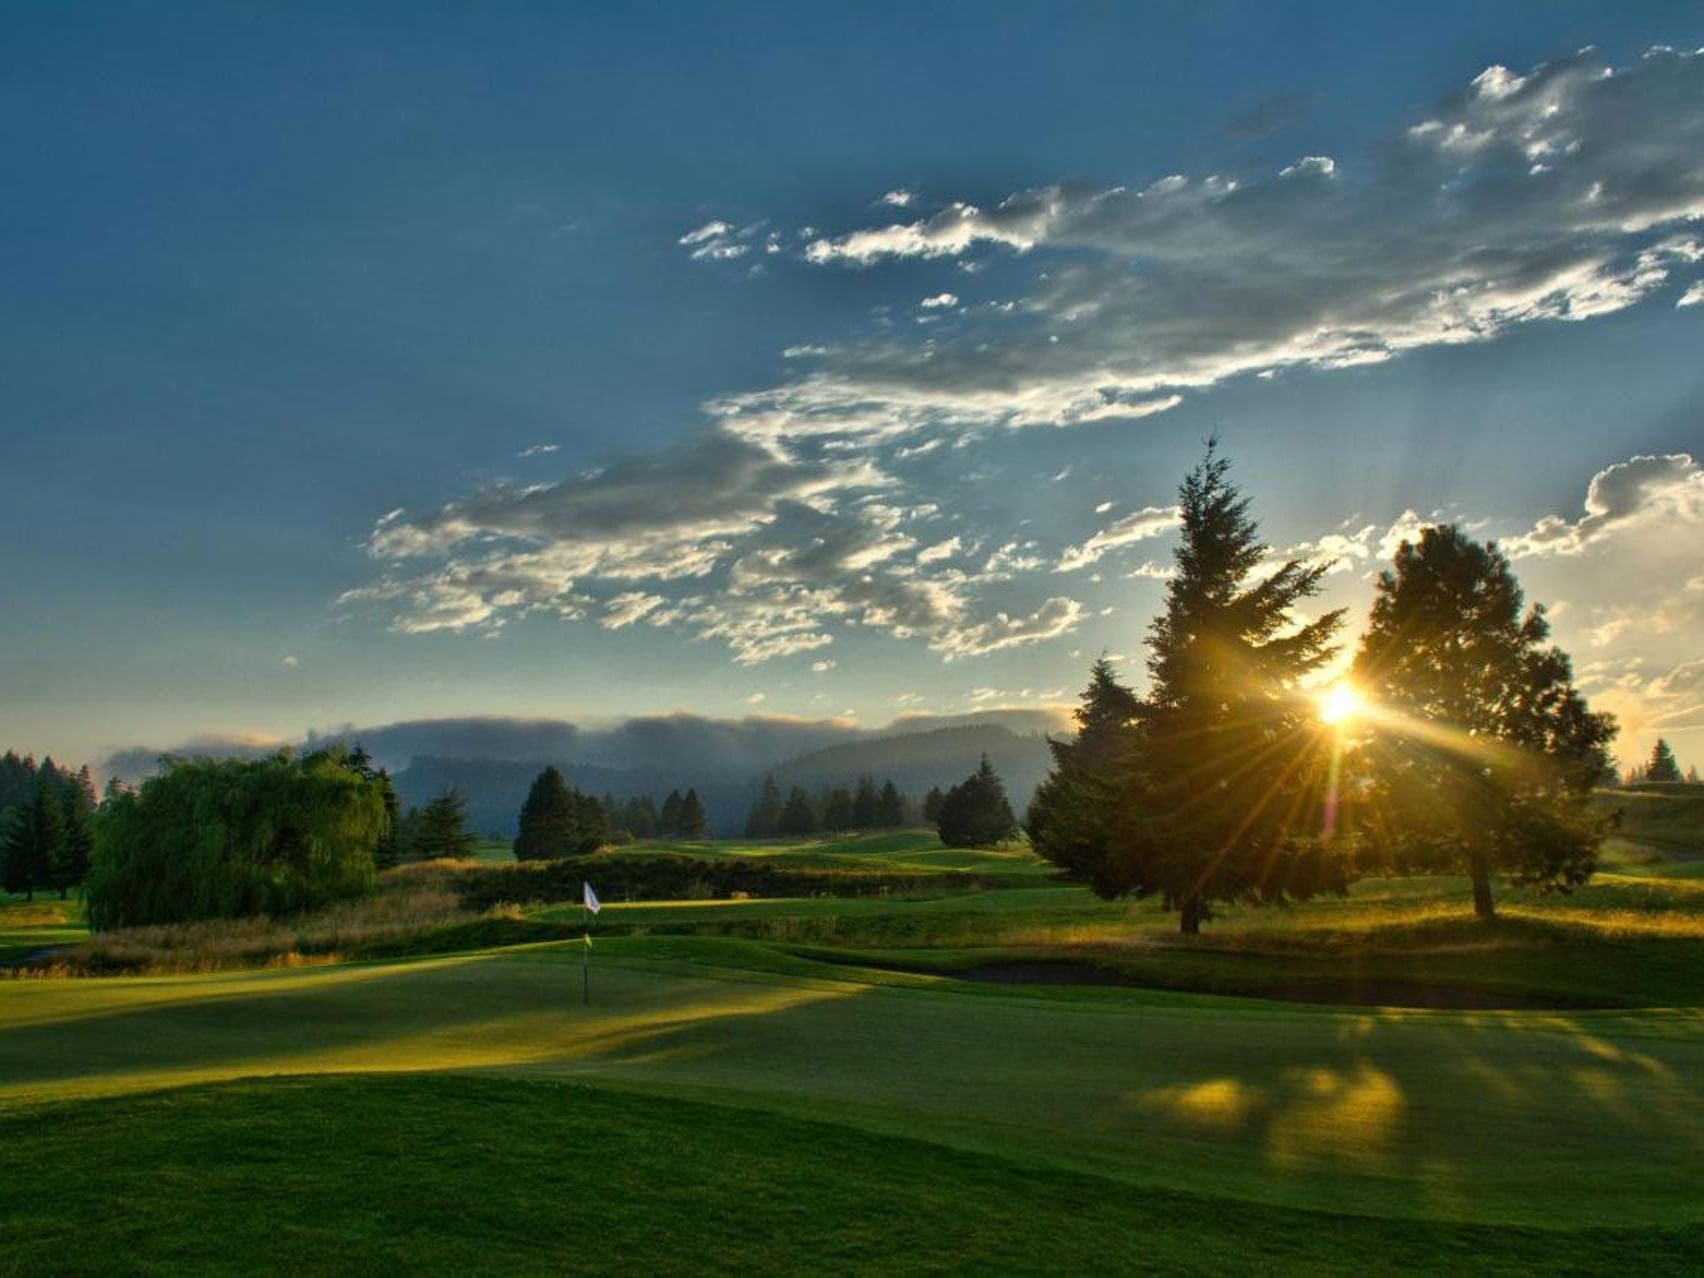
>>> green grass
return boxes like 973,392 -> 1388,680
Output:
5,938 -> 1703,1233
618,828 -> 1049,875
0,896 -> 86,965
2,1073 -> 1697,1277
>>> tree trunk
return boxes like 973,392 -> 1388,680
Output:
1179,896 -> 1202,935
1469,854 -> 1496,921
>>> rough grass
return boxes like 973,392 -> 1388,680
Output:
2,1073 -> 1698,1277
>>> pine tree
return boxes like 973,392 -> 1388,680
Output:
1027,657 -> 1143,879
25,777 -> 65,902
823,787 -> 853,832
745,775 -> 783,838
575,791 -> 610,851
55,778 -> 95,896
677,789 -> 710,840
851,775 -> 880,830
660,790 -> 684,837
778,786 -> 818,836
514,767 -> 578,860
922,787 -> 945,824
1,802 -> 38,899
374,770 -> 402,870
876,780 -> 904,828
1689,765 -> 1700,785
414,788 -> 476,858
1646,738 -> 1682,784
1089,443 -> 1347,933
624,795 -> 658,840
1353,525 -> 1615,920
937,755 -> 1018,849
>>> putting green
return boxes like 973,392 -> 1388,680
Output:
3,939 -> 1700,1230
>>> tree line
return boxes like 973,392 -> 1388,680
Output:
743,773 -> 911,838
510,768 -> 713,860
1027,442 -> 1615,933
0,752 -> 97,901
1618,737 -> 1697,786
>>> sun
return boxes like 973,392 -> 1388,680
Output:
1318,681 -> 1365,726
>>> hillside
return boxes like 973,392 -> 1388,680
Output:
773,722 -> 1055,808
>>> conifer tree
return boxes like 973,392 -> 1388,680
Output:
778,786 -> 818,836
514,767 -> 577,860
660,790 -> 684,837
745,775 -> 783,838
1085,443 -> 1347,933
851,775 -> 880,829
624,795 -> 658,839
55,779 -> 95,896
575,790 -> 610,850
414,788 -> 476,858
876,780 -> 904,827
1353,525 -> 1615,919
936,755 -> 1018,848
823,787 -> 853,832
677,788 -> 710,839
1646,738 -> 1682,784
922,786 -> 945,824
1027,657 -> 1143,879
1,801 -> 38,899
373,770 -> 402,870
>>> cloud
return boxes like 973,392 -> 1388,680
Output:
1056,505 -> 1180,572
931,596 -> 1085,659
881,190 -> 914,208
919,292 -> 959,310
1503,453 -> 1703,557
810,659 -> 836,673
679,219 -> 769,262
780,49 -> 1704,432
518,443 -> 560,458
281,655 -> 299,668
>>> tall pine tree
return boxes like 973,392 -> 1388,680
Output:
745,775 -> 783,838
1646,738 -> 1682,784
1091,443 -> 1347,933
514,767 -> 578,860
1027,657 -> 1143,879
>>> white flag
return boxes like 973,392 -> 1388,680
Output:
582,881 -> 601,914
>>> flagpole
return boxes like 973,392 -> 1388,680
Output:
581,897 -> 589,1005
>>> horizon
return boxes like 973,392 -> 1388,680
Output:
4,3 -> 1702,773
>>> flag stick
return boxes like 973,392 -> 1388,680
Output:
581,900 -> 589,1005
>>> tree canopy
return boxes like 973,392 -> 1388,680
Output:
936,755 -> 1018,849
1351,525 -> 1615,919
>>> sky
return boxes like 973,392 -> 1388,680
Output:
2,2 -> 1702,774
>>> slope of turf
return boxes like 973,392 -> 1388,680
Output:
4,942 -> 1702,1230
2,1073 -> 1697,1277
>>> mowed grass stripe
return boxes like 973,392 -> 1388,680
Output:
3,943 -> 1701,1229
3,1073 -> 1700,1278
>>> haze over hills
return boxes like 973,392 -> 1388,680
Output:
103,709 -> 1069,836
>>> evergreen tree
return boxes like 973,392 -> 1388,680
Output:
745,774 -> 784,838
624,795 -> 658,840
1689,765 -> 1700,785
659,790 -> 684,837
1353,525 -> 1615,920
823,787 -> 853,832
414,788 -> 476,858
936,755 -> 1018,848
1027,657 -> 1143,879
1,801 -> 38,899
1088,443 -> 1347,933
373,770 -> 402,870
0,750 -> 38,811
778,786 -> 818,836
876,780 -> 904,828
54,778 -> 96,896
922,786 -> 945,824
24,777 -> 65,902
514,767 -> 578,860
1646,738 -> 1682,784
851,775 -> 880,830
575,790 -> 610,850
677,788 -> 710,840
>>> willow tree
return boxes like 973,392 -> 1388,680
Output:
1352,525 -> 1615,920
1086,443 -> 1349,933
87,749 -> 385,930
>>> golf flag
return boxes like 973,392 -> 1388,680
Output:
583,881 -> 601,914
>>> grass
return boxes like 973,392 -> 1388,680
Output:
2,1073 -> 1698,1277
4,937 -> 1703,1233
7,820 -> 1704,1270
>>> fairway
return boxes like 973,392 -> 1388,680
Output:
5,934 -> 1703,1243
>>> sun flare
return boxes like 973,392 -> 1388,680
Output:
1318,682 -> 1365,727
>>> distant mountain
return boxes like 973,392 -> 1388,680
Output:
392,719 -> 1064,838
772,723 -> 1055,812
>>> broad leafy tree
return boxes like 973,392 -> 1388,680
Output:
1352,525 -> 1616,919
86,749 -> 385,929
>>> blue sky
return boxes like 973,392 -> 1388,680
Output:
3,2 -> 1702,770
